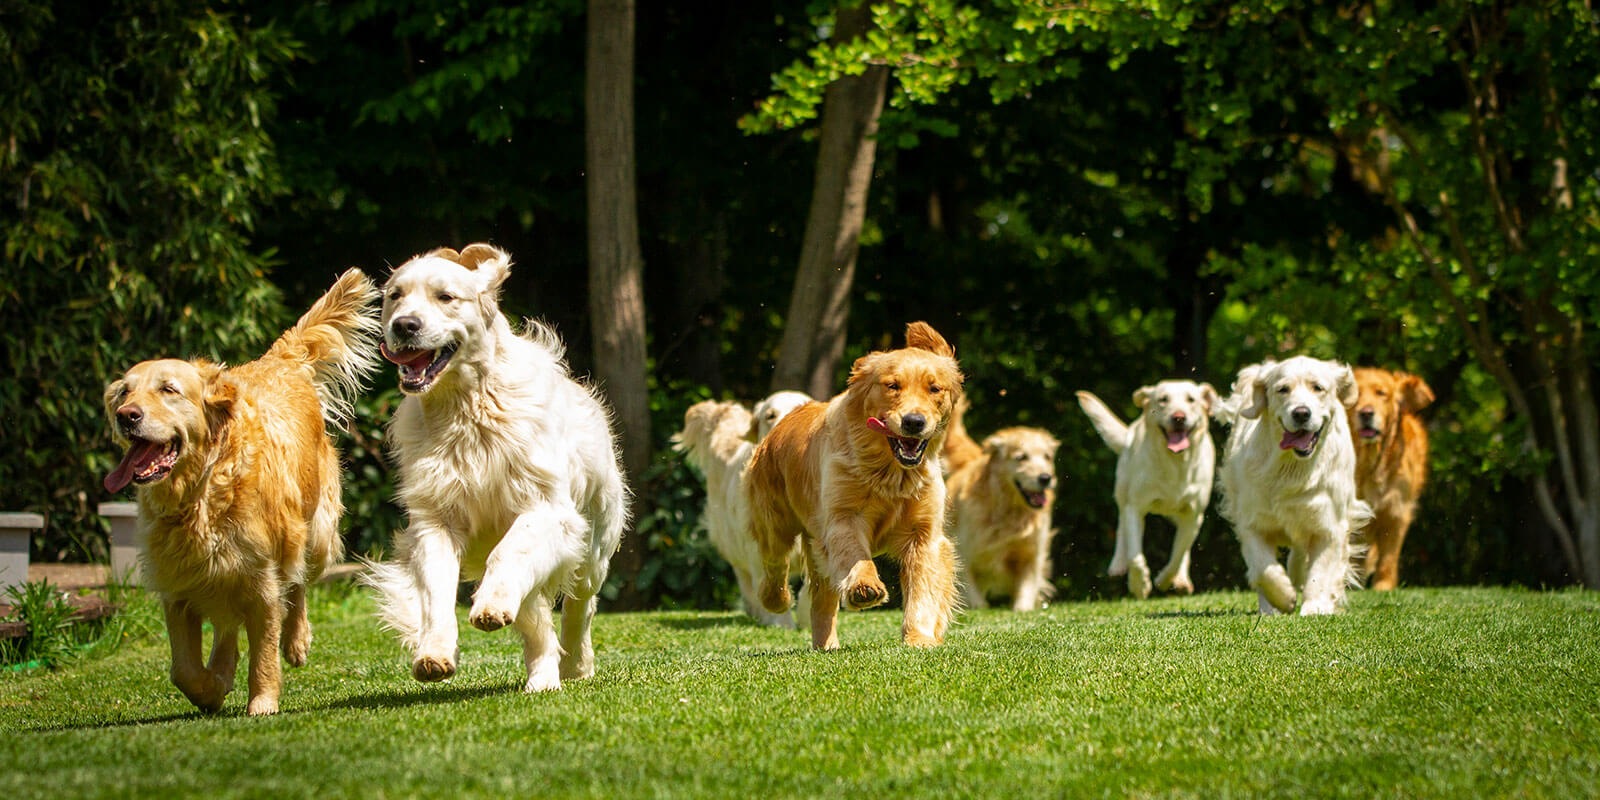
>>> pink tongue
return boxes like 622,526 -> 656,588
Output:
1280,429 -> 1315,451
866,417 -> 892,436
1166,429 -> 1190,453
105,440 -> 161,493
380,342 -> 432,369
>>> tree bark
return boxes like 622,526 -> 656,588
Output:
769,3 -> 889,399
586,0 -> 650,606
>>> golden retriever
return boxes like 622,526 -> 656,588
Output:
1216,356 -> 1372,615
946,426 -> 1060,611
363,244 -> 627,693
103,269 -> 378,715
1347,367 -> 1432,590
939,395 -> 984,477
746,322 -> 963,649
675,391 -> 812,627
1077,380 -> 1217,598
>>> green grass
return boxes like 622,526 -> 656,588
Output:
2,585 -> 1597,798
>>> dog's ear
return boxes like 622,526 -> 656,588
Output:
847,353 -> 883,387
1237,366 -> 1268,420
421,247 -> 462,263
1133,386 -> 1153,409
1398,372 -> 1434,413
1199,383 -> 1219,413
1335,363 -> 1359,408
103,378 -> 126,416
744,409 -> 762,442
203,370 -> 238,432
459,243 -> 511,298
904,321 -> 954,359
982,434 -> 1007,458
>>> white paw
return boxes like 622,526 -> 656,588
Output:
1107,553 -> 1129,577
1127,556 -> 1152,599
1299,593 -> 1342,616
1254,564 -> 1296,613
524,661 -> 564,693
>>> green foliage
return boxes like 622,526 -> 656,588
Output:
0,581 -> 78,669
1,1 -> 295,560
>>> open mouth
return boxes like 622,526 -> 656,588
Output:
1358,425 -> 1381,440
1279,424 -> 1324,458
104,437 -> 181,493
1014,481 -> 1049,508
865,417 -> 929,467
381,341 -> 458,393
1162,425 -> 1191,453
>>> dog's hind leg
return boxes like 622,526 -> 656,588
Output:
242,589 -> 285,716
1119,506 -> 1152,599
1108,502 -> 1132,577
281,582 -> 311,667
208,620 -> 239,696
515,591 -> 563,692
1155,514 -> 1201,594
803,543 -> 841,651
472,506 -> 585,633
558,592 -> 598,681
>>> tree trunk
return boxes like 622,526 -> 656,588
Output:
769,3 -> 889,399
586,0 -> 649,607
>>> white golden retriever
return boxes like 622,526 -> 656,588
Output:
674,390 -> 812,627
1215,356 -> 1372,615
1077,380 -> 1217,598
364,244 -> 627,692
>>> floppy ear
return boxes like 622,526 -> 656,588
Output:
1237,367 -> 1268,420
203,372 -> 238,432
1335,363 -> 1359,408
982,435 -> 1006,457
1199,383 -> 1219,413
743,406 -> 762,442
1133,386 -> 1154,409
1399,372 -> 1435,413
421,247 -> 462,263
847,353 -> 881,387
461,243 -> 511,298
103,378 -> 126,413
904,321 -> 954,359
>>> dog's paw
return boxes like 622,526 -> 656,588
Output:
902,630 -> 943,648
758,578 -> 793,615
1126,557 -> 1152,599
469,605 -> 516,633
1155,566 -> 1194,595
175,672 -> 227,713
412,655 -> 457,683
246,695 -> 279,716
283,635 -> 311,668
523,665 -> 564,694
1107,555 -> 1129,577
1254,565 -> 1297,613
845,579 -> 888,611
1298,593 -> 1342,616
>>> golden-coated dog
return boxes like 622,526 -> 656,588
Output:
946,426 -> 1060,611
746,322 -> 963,649
103,269 -> 378,715
1347,367 -> 1433,590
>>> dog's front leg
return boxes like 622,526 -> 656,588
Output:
1155,513 -> 1201,595
164,599 -> 226,713
242,587 -> 284,716
803,542 -> 842,651
898,527 -> 957,647
820,511 -> 886,611
1119,505 -> 1152,598
1237,528 -> 1295,614
471,505 -> 585,633
1297,529 -> 1349,615
411,525 -> 462,682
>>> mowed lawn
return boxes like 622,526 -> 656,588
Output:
2,585 -> 1597,798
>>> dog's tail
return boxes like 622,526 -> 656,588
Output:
941,395 -> 983,476
266,268 -> 381,424
1075,391 -> 1130,454
358,553 -> 423,654
673,401 -> 755,477
1344,498 -> 1376,591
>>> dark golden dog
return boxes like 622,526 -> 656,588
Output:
1347,367 -> 1433,590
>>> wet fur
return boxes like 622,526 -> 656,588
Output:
362,244 -> 627,693
103,269 -> 378,715
946,427 -> 1060,611
1216,357 -> 1373,616
745,322 -> 963,650
1077,381 -> 1217,598
1348,368 -> 1432,590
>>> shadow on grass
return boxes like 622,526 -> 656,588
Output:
313,682 -> 513,713
1144,608 -> 1254,619
18,709 -> 206,733
653,613 -> 760,631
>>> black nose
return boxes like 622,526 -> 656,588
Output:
117,405 -> 143,429
900,413 -> 926,435
392,315 -> 422,336
1359,407 -> 1375,420
1291,406 -> 1312,425
1039,473 -> 1054,488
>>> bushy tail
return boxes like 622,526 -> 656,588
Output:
1345,498 -> 1376,590
673,401 -> 755,478
266,268 -> 381,424
941,395 -> 983,476
1075,391 -> 1131,454
358,554 -> 422,654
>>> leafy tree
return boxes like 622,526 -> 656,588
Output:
1,2 -> 294,559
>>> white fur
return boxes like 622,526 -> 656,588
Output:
673,392 -> 813,628
1077,380 -> 1217,598
1215,356 -> 1372,616
363,246 -> 627,692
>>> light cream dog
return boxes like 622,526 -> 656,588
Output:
675,391 -> 812,627
946,426 -> 1060,611
364,244 -> 627,692
104,269 -> 378,715
1216,356 -> 1372,615
1078,381 -> 1217,598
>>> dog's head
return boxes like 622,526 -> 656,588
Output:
103,359 -> 235,493
847,322 -> 963,468
983,427 -> 1059,509
1349,368 -> 1433,445
379,243 -> 509,394
1133,380 -> 1217,454
749,390 -> 813,442
1235,356 -> 1357,459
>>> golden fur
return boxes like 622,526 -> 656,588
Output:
746,322 -> 963,650
940,395 -> 984,477
1347,367 -> 1433,590
103,269 -> 378,715
946,427 -> 1060,611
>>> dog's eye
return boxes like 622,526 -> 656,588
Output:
1158,395 -> 1169,404
1187,394 -> 1195,403
387,290 -> 402,301
160,384 -> 180,396
1312,383 -> 1325,392
929,384 -> 941,394
1015,453 -> 1027,462
1276,386 -> 1290,394
436,292 -> 455,302
1376,390 -> 1387,397
886,381 -> 900,392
